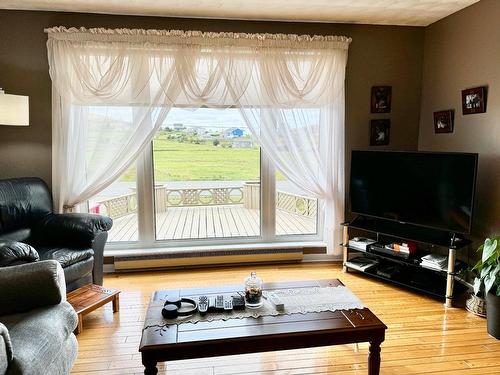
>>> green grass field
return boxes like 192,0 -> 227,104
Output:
121,132 -> 261,182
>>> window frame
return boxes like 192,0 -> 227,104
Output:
103,134 -> 324,251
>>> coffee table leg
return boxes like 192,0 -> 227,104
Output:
75,314 -> 83,335
368,340 -> 382,375
112,294 -> 120,313
142,356 -> 158,375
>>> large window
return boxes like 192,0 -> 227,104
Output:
91,108 -> 322,248
152,108 -> 261,240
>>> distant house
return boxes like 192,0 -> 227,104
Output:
231,140 -> 253,148
199,133 -> 214,140
173,123 -> 185,131
223,127 -> 244,139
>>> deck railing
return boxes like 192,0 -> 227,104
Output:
98,193 -> 137,219
97,183 -> 317,220
276,190 -> 317,219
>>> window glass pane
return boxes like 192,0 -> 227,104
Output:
153,108 -> 261,240
89,164 -> 138,242
275,171 -> 318,236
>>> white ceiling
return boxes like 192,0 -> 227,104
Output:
0,0 -> 480,26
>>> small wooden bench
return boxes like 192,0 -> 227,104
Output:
67,284 -> 120,334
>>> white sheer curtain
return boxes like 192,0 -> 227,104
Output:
46,27 -> 350,254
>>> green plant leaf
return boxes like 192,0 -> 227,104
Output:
482,239 -> 497,262
497,287 -> 500,297
473,277 -> 482,296
484,273 -> 495,295
472,258 -> 483,272
480,264 -> 493,278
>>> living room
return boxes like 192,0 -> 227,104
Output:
0,0 -> 499,374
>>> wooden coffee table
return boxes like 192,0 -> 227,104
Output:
67,284 -> 120,334
139,279 -> 386,374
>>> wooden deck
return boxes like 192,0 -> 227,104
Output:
109,205 -> 316,242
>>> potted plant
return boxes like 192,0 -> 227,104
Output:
472,236 -> 500,339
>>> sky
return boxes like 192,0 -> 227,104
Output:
90,105 -> 248,130
165,107 -> 246,129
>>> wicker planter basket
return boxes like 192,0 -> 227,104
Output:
466,293 -> 487,318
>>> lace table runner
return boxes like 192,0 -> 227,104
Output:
143,285 -> 364,328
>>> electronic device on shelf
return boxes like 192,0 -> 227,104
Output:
345,257 -> 378,272
350,150 -> 478,235
376,264 -> 401,279
369,243 -> 412,259
348,237 -> 377,251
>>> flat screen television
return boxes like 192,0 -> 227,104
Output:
349,150 -> 478,234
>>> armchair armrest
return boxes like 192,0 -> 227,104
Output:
33,213 -> 113,248
0,260 -> 66,316
0,241 -> 39,267
0,323 -> 13,373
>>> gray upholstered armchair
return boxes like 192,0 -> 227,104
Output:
0,260 -> 78,375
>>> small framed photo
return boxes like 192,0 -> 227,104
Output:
434,110 -> 454,133
371,86 -> 392,113
462,86 -> 487,115
370,119 -> 390,146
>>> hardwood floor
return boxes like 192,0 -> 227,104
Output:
71,263 -> 500,375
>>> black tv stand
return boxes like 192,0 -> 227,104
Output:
342,217 -> 470,307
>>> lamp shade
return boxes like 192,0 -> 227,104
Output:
0,89 -> 29,126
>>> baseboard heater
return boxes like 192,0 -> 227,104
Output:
114,248 -> 303,270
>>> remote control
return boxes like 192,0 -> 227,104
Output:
232,295 -> 245,310
198,296 -> 208,315
223,297 -> 233,311
215,295 -> 225,311
266,292 -> 285,311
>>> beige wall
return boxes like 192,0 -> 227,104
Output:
0,10 -> 424,190
418,0 -> 500,239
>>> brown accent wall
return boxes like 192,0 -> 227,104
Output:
0,10 -> 424,193
419,0 -> 500,239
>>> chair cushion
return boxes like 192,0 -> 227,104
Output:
0,177 -> 53,235
63,258 -> 94,286
37,247 -> 94,268
2,302 -> 78,375
0,241 -> 39,267
0,228 -> 31,243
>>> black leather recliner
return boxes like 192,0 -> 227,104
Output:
0,177 -> 113,292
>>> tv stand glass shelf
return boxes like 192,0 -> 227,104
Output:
342,216 -> 471,307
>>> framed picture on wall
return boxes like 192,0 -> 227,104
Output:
370,119 -> 391,146
371,86 -> 392,113
433,110 -> 454,133
462,86 -> 487,115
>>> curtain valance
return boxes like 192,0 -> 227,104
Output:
46,27 -> 350,107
